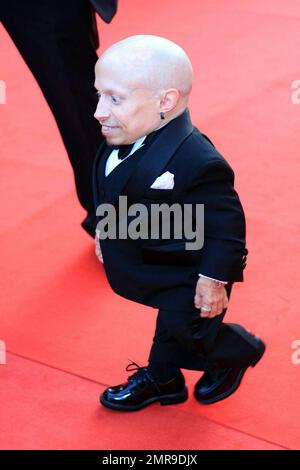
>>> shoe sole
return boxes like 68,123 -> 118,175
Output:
195,339 -> 266,405
99,386 -> 188,411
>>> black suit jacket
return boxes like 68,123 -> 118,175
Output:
89,0 -> 118,49
93,110 -> 247,310
89,0 -> 118,23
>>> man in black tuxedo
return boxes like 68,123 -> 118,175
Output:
0,0 -> 117,236
93,35 -> 265,411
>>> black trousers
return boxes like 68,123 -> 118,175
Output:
149,284 -> 259,372
1,0 -> 103,214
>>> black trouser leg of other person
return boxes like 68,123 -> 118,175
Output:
1,0 -> 102,236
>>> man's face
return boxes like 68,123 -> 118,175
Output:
94,60 -> 161,145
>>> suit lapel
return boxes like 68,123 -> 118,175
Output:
124,109 -> 194,206
104,147 -> 145,205
93,139 -> 144,207
93,109 -> 194,208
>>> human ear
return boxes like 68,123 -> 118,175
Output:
159,88 -> 180,114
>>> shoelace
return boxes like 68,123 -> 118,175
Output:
125,360 -> 160,392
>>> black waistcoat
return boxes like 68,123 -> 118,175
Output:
95,145 -> 144,209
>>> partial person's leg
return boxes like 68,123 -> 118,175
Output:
1,0 -> 102,228
148,285 -> 232,375
148,284 -> 264,384
148,307 -> 210,378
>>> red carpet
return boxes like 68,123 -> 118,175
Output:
0,0 -> 299,449
0,353 -> 284,450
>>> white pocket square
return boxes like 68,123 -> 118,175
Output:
150,171 -> 175,190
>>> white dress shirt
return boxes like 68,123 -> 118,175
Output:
105,135 -> 147,177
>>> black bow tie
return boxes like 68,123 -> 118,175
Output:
112,143 -> 135,160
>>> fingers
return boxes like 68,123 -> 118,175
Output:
95,241 -> 101,257
194,293 -> 203,309
194,277 -> 229,317
96,251 -> 104,263
194,277 -> 230,318
199,294 -> 228,318
95,235 -> 104,263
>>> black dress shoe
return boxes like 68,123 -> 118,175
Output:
194,337 -> 265,405
81,213 -> 97,238
100,361 -> 188,411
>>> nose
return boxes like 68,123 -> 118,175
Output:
94,96 -> 110,122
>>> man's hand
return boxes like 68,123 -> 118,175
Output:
194,276 -> 229,318
95,230 -> 104,264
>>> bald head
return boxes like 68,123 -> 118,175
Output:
98,35 -> 193,96
94,35 -> 193,145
